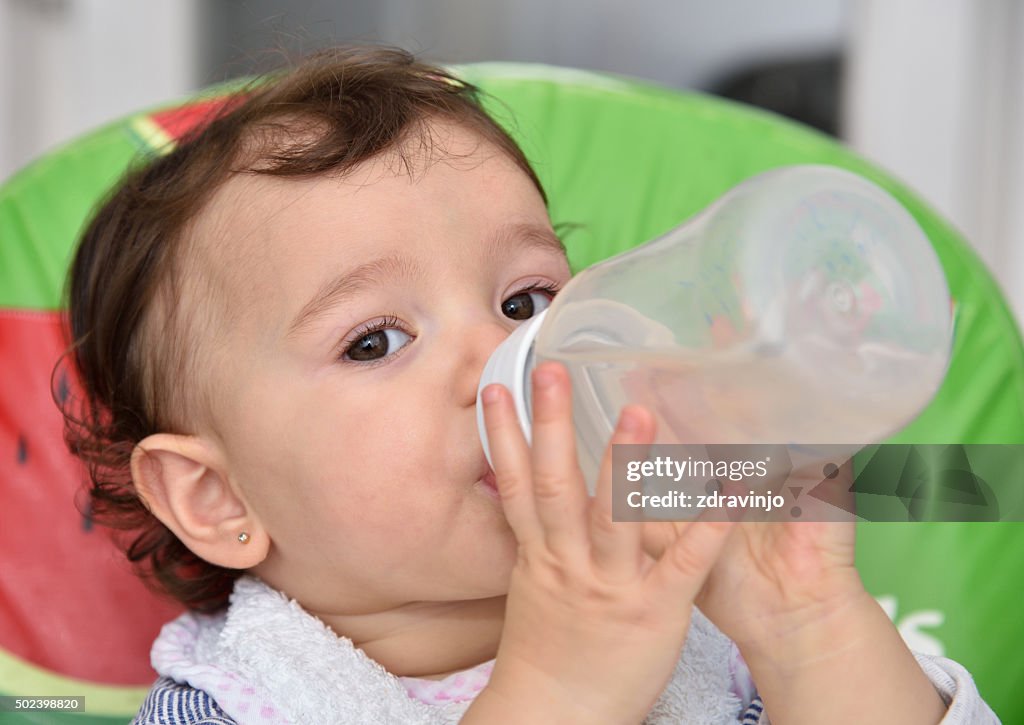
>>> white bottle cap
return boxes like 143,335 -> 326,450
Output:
476,308 -> 548,468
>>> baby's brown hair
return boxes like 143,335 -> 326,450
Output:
63,46 -> 546,612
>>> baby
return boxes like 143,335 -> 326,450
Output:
63,46 -> 996,724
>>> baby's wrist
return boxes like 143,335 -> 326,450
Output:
735,577 -> 874,671
468,670 -> 622,725
736,589 -> 947,725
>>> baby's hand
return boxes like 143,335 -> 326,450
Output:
464,362 -> 734,725
643,471 -> 947,725
644,465 -> 861,659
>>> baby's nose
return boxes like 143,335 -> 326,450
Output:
459,320 -> 515,404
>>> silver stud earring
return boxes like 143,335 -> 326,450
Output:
238,532 -> 250,544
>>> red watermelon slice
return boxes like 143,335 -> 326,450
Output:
0,310 -> 182,685
0,96 -> 239,721
131,96 -> 244,154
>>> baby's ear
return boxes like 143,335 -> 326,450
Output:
130,434 -> 268,569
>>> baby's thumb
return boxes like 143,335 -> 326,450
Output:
647,520 -> 736,604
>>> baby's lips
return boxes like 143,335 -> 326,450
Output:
476,459 -> 499,495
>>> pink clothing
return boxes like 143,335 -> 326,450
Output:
399,660 -> 495,705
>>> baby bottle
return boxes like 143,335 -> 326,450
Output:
477,165 -> 952,492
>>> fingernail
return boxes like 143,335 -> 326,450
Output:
619,410 -> 641,433
482,385 -> 502,405
534,366 -> 558,390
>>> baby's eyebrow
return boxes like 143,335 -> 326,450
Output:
287,254 -> 420,339
286,222 -> 565,339
488,222 -> 567,262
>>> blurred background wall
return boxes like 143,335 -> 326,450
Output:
2,0 -> 1023,329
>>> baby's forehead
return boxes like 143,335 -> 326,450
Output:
183,126 -> 554,332
189,152 -> 417,292
189,171 -> 290,277
190,121 -> 507,271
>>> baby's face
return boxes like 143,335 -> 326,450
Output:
192,122 -> 570,615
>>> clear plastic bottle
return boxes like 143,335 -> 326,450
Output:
477,165 -> 952,492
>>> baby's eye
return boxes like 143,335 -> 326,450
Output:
502,288 -> 555,321
344,326 -> 412,362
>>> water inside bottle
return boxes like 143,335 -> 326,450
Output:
541,322 -> 945,490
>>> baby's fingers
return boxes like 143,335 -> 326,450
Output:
481,384 -> 541,546
530,363 -> 589,559
647,518 -> 736,604
590,405 -> 655,578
